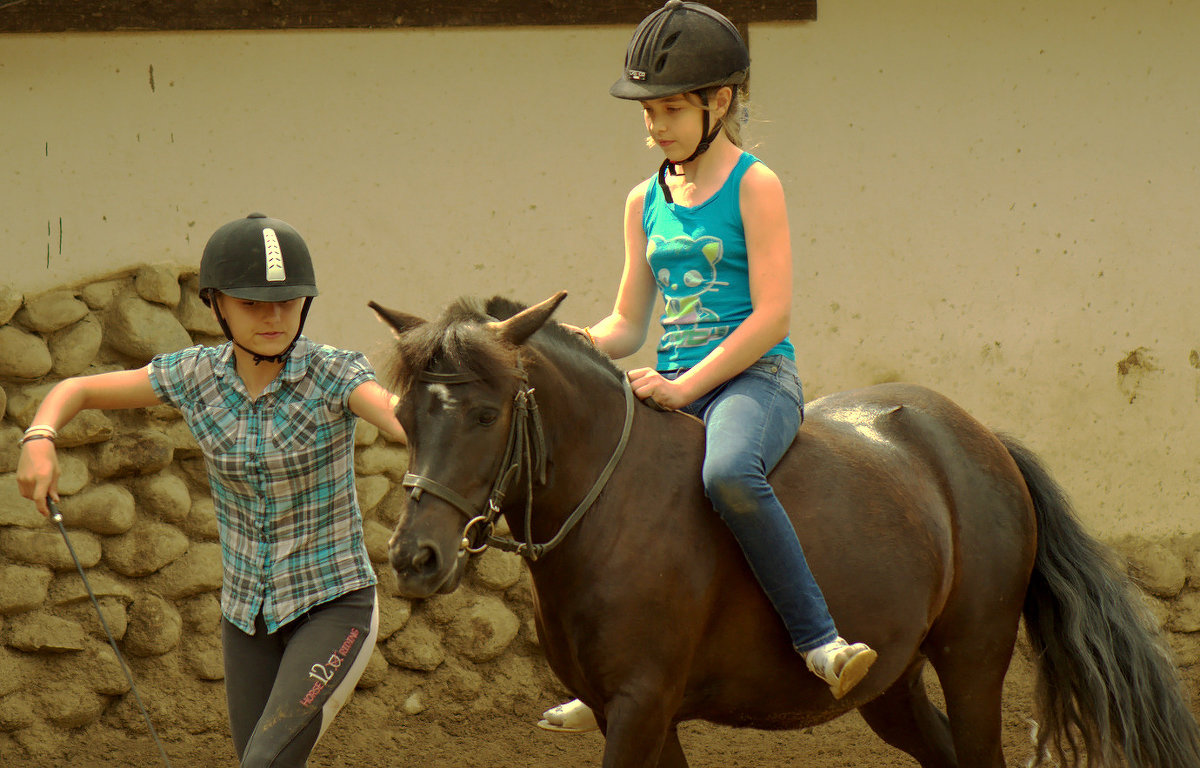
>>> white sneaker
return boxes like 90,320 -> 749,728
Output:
804,637 -> 877,699
537,698 -> 599,732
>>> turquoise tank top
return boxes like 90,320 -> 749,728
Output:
642,151 -> 795,371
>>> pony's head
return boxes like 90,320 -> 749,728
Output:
369,292 -> 573,598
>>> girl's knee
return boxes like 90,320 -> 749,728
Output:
702,471 -> 759,516
702,448 -> 760,489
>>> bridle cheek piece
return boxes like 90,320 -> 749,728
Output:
401,359 -> 634,561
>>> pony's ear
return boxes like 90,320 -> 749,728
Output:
489,291 -> 568,346
369,301 -> 426,339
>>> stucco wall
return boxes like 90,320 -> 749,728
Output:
3,0 -> 1197,538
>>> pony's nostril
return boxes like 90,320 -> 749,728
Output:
412,546 -> 434,570
406,540 -> 441,578
389,536 -> 442,577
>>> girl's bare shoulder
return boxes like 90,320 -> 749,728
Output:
625,177 -> 653,218
740,159 -> 786,204
627,177 -> 653,203
741,157 -> 783,187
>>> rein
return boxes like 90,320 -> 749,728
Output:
401,361 -> 635,561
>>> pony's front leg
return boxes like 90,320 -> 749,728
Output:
600,695 -> 688,768
656,727 -> 688,768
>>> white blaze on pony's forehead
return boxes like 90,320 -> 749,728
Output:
427,382 -> 463,410
263,227 -> 286,282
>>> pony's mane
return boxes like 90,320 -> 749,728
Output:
386,295 -> 622,394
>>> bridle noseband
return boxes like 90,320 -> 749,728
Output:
401,360 -> 635,561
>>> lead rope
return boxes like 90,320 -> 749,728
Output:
48,500 -> 172,768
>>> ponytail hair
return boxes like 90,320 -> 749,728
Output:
710,83 -> 749,147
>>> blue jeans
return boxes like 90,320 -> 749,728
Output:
669,355 -> 838,653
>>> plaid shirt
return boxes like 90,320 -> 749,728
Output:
149,338 -> 377,634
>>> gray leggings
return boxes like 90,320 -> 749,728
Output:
221,586 -> 378,768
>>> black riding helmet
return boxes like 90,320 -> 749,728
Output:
610,0 -> 748,101
198,212 -> 318,364
611,1 -> 750,203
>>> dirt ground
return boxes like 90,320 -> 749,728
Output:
27,645 -> 1200,768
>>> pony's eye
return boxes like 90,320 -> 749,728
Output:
477,410 -> 498,427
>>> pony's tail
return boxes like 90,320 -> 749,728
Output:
1001,434 -> 1200,768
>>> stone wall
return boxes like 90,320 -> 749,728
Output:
1113,536 -> 1200,668
0,267 -> 1196,759
0,266 -> 557,760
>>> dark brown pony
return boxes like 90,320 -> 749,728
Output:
370,292 -> 1200,768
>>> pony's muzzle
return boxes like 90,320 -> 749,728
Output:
387,534 -> 447,596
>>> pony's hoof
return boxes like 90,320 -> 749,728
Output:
537,699 -> 599,732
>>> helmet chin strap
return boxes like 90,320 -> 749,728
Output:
212,297 -> 313,366
656,91 -> 725,204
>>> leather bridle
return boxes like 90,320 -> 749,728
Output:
401,360 -> 635,562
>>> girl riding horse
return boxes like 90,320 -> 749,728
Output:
544,0 -> 876,731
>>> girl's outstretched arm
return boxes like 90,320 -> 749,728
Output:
349,380 -> 407,445
17,367 -> 161,515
